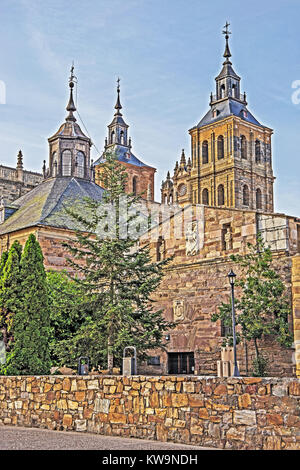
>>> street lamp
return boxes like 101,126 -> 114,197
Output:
228,269 -> 240,377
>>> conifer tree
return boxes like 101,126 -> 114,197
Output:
4,234 -> 51,375
0,242 -> 22,353
62,151 -> 174,372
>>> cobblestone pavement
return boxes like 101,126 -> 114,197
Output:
0,426 -> 215,451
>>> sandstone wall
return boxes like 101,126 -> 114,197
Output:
292,255 -> 300,378
0,375 -> 299,450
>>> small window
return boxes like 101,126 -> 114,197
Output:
132,176 -> 137,195
221,319 -> 232,338
147,356 -> 161,366
217,135 -> 224,159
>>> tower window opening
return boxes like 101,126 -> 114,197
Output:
256,188 -> 262,210
62,150 -> 72,176
202,140 -> 209,164
202,188 -> 209,205
243,185 -> 250,206
255,140 -> 261,163
217,184 -> 225,206
76,151 -> 85,178
241,135 -> 247,159
217,135 -> 224,159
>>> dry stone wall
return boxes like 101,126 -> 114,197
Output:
0,375 -> 299,450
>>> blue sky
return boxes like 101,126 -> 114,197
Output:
0,0 -> 299,216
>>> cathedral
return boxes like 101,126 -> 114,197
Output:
0,26 -> 299,378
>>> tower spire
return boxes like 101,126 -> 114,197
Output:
66,63 -> 77,122
114,77 -> 122,116
222,21 -> 232,63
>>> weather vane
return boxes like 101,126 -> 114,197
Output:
117,77 -> 121,91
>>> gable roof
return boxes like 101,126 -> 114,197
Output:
0,177 -> 105,235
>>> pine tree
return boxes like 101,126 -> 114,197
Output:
0,242 -> 22,354
4,234 -> 51,375
63,151 -> 175,372
212,234 -> 293,376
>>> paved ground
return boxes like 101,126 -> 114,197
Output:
0,426 -> 214,451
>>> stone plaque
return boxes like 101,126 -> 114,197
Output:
173,299 -> 185,321
185,221 -> 199,256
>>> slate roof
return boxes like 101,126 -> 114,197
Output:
93,144 -> 155,169
191,98 -> 264,130
0,177 -> 105,235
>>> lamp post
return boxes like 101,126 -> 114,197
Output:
228,269 -> 240,377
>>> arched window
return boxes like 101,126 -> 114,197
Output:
111,131 -> 115,144
76,151 -> 85,178
243,185 -> 250,206
241,135 -> 247,159
232,83 -> 237,98
62,150 -> 72,176
217,135 -> 224,159
120,130 -> 125,145
133,176 -> 137,195
202,140 -> 208,164
202,188 -> 209,205
217,184 -> 224,206
256,188 -> 262,210
220,84 -> 225,98
255,140 -> 261,163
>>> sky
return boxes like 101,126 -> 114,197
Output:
0,0 -> 299,216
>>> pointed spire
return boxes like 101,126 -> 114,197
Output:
66,63 -> 77,122
180,149 -> 186,166
114,77 -> 122,116
17,150 -> 23,169
222,21 -> 232,64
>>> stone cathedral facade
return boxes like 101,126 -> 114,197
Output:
0,27 -> 299,378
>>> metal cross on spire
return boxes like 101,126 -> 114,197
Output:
222,21 -> 231,37
222,21 -> 232,61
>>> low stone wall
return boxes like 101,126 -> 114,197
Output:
0,375 -> 299,450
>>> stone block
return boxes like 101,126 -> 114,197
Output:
233,410 -> 256,426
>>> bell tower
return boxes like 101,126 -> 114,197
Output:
162,23 -> 275,213
47,65 -> 92,181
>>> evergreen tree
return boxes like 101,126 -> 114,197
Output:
0,242 -> 22,354
63,151 -> 175,372
47,270 -> 93,366
212,234 -> 293,376
4,234 -> 51,375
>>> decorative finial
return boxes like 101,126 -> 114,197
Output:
66,63 -> 77,122
180,149 -> 186,165
17,150 -> 23,169
114,77 -> 122,115
222,21 -> 232,62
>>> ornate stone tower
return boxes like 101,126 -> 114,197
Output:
93,80 -> 156,201
162,23 -> 275,212
47,66 -> 93,181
